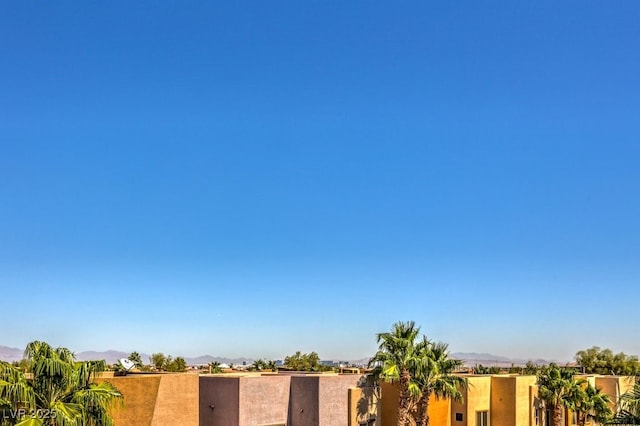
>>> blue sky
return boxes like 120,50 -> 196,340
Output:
1,1 -> 639,362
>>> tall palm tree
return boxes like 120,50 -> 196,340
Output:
537,364 -> 576,426
610,382 -> 640,425
369,321 -> 421,426
0,341 -> 122,426
411,338 -> 466,426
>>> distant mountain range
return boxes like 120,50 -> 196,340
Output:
0,345 -> 22,363
0,345 -> 254,366
451,352 -> 554,367
1,345 -> 555,367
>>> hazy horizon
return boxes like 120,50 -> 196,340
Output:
2,1 -> 639,363
0,341 -> 576,364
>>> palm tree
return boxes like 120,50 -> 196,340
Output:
266,360 -> 278,372
610,382 -> 640,425
369,321 -> 421,426
208,362 -> 222,374
0,341 -> 122,426
0,361 -> 35,424
411,339 -> 466,426
569,382 -> 612,426
251,359 -> 266,371
126,352 -> 143,369
537,364 -> 576,426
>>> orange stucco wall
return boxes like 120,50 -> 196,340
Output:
380,381 -> 451,426
96,373 -> 199,426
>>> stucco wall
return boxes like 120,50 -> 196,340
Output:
199,375 -> 240,426
348,386 -> 381,426
238,375 -> 290,426
451,376 -> 491,426
318,375 -> 361,426
289,375 -> 320,426
98,374 -> 161,426
380,381 -> 400,425
153,374 -> 199,425
200,373 -> 365,426
427,395 -> 451,426
595,376 -> 636,413
490,375 -> 536,426
514,376 -> 537,426
96,373 -> 198,426
490,376 -> 515,426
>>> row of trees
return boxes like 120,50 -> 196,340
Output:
283,351 -> 333,372
248,359 -> 278,372
537,364 -> 612,426
576,346 -> 640,376
538,366 -> 640,425
0,341 -> 122,426
148,353 -> 186,372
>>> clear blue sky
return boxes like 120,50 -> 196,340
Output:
1,1 -> 639,362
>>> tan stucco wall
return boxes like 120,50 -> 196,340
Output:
348,386 -> 381,426
595,376 -> 636,413
238,375 -> 290,426
490,375 -> 536,426
96,373 -> 198,426
451,376 -> 491,426
490,376 -> 515,426
152,374 -> 199,425
318,375 -> 362,426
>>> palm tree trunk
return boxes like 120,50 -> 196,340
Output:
552,403 -> 564,426
398,369 -> 412,426
577,412 -> 587,426
414,391 -> 431,426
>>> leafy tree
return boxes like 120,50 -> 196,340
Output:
411,339 -> 465,426
537,364 -> 576,426
369,321 -> 421,426
164,357 -> 186,373
474,364 -> 501,375
163,356 -> 173,371
145,354 -> 186,373
508,364 -> 523,374
150,353 -> 166,371
575,347 -> 640,375
284,351 -> 326,371
0,340 -> 122,426
523,361 -> 542,375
